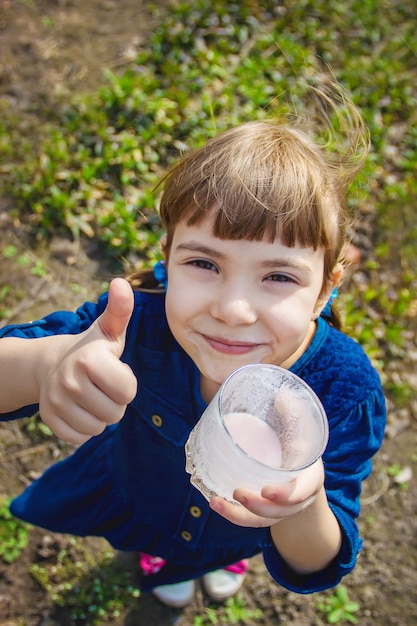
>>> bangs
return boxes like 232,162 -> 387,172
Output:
159,121 -> 342,251
185,171 -> 335,250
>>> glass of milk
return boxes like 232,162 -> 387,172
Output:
185,363 -> 329,503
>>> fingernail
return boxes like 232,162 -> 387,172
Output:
210,500 -> 222,513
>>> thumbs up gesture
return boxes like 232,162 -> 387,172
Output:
37,278 -> 137,444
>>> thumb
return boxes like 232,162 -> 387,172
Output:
97,277 -> 134,343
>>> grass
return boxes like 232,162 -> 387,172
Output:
29,540 -> 141,625
1,0 -> 415,364
0,496 -> 30,563
1,1 -> 415,261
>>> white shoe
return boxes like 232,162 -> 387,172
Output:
202,562 -> 247,602
152,580 -> 196,608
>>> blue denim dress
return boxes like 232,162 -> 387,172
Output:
0,286 -> 386,594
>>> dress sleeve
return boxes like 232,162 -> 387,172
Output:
0,295 -> 108,421
262,385 -> 386,593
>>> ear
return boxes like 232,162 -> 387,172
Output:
312,264 -> 344,320
160,234 -> 168,259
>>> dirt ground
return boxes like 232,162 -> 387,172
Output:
0,1 -> 417,625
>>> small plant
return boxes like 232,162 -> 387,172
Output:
3,245 -> 18,259
2,243 -> 48,279
224,594 -> 263,624
317,585 -> 360,624
194,607 -> 219,626
194,594 -> 262,625
0,497 -> 31,563
0,284 -> 12,320
386,463 -> 412,489
25,413 -> 54,439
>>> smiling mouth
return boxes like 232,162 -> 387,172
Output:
203,334 -> 261,355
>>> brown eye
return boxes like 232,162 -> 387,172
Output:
266,273 -> 296,284
188,259 -> 218,272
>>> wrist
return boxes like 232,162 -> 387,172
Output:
270,487 -> 342,575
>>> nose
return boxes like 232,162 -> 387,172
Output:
210,285 -> 257,326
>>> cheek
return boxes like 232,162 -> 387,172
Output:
165,288 -> 181,330
167,274 -> 209,314
164,284 -> 180,334
268,300 -> 314,333
165,281 -> 197,332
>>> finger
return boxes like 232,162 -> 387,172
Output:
232,487 -> 302,520
61,381 -> 130,427
42,414 -> 99,445
57,403 -> 117,435
58,346 -> 137,407
262,460 -> 324,504
44,358 -> 136,430
234,487 -> 318,520
210,496 -> 275,528
97,278 -> 134,345
41,387 -> 126,444
211,490 -> 316,527
87,359 -> 137,405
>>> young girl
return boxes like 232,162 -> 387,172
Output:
0,84 -> 386,608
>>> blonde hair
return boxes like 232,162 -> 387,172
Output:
129,79 -> 370,327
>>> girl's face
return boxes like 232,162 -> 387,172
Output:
165,219 -> 332,402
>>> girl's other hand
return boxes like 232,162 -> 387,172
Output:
209,458 -> 324,528
36,278 -> 137,444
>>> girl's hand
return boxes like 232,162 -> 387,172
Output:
209,458 -> 324,528
36,278 -> 137,445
